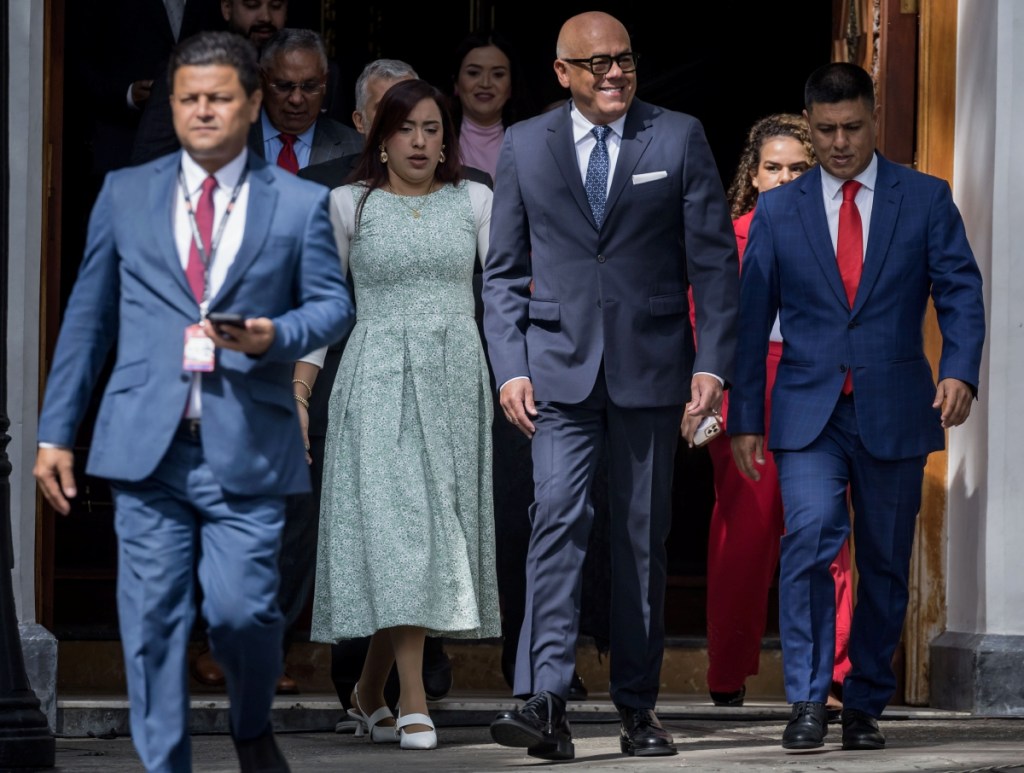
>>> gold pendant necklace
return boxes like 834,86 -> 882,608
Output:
387,184 -> 434,219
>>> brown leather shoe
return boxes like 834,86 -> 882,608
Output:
191,648 -> 226,686
276,672 -> 299,695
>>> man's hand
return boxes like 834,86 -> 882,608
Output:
34,447 -> 77,515
730,434 -> 765,482
933,377 -> 974,428
130,79 -> 154,106
203,317 -> 276,356
680,373 -> 724,445
499,378 -> 538,438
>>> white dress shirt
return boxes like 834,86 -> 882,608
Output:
820,152 -> 877,258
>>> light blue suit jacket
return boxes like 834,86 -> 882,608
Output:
729,154 -> 985,460
481,99 -> 738,409
38,152 -> 354,495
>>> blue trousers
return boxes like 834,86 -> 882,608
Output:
775,395 -> 925,716
515,371 -> 681,709
111,427 -> 286,773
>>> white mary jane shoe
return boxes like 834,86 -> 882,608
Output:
397,712 -> 437,750
349,684 -> 399,743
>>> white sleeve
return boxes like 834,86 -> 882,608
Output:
298,185 -> 358,368
467,180 -> 493,269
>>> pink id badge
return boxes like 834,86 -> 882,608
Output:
183,324 -> 216,372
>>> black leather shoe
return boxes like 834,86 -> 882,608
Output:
841,708 -> 885,750
782,701 -> 827,749
490,691 -> 574,761
568,670 -> 588,701
710,684 -> 746,707
233,727 -> 290,772
422,637 -> 453,701
618,707 -> 677,757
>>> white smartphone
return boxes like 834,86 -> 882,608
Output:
692,415 -> 722,447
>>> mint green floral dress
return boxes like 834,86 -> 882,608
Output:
310,181 -> 500,641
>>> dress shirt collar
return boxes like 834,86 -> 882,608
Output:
180,147 -> 249,195
261,109 -> 317,148
820,151 -> 878,200
568,102 -> 627,144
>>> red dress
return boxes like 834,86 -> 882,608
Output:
704,208 -> 853,694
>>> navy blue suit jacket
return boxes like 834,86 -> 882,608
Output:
482,99 -> 738,409
728,154 -> 984,460
37,152 -> 354,495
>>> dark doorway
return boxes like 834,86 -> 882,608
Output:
45,0 -> 831,639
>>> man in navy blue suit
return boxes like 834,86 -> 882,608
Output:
34,31 -> 352,773
729,63 -> 985,752
483,11 -> 738,761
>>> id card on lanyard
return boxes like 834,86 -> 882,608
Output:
180,167 -> 248,372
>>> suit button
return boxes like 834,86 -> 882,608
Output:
597,299 -> 602,308
848,322 -> 858,329
839,364 -> 848,373
180,374 -> 189,382
597,254 -> 606,263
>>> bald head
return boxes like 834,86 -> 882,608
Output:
556,12 -> 629,59
554,12 -> 635,126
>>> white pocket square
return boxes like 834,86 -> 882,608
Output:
632,171 -> 668,185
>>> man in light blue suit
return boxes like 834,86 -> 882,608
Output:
33,32 -> 352,773
483,11 -> 738,761
729,63 -> 984,752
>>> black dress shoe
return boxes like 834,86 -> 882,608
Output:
490,691 -> 574,761
422,637 -> 453,701
782,701 -> 827,749
710,684 -> 746,707
568,670 -> 588,701
841,708 -> 885,750
232,727 -> 290,772
617,707 -> 677,757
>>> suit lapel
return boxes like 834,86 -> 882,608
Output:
309,120 -> 331,166
604,102 -> 652,219
796,168 -> 849,308
854,154 -> 901,312
547,105 -> 595,227
151,154 -> 200,317
214,155 -> 277,303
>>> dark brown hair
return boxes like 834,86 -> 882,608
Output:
726,113 -> 815,220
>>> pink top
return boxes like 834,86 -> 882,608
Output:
458,117 -> 504,179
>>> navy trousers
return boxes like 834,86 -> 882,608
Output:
514,371 -> 682,709
111,426 -> 287,772
775,394 -> 925,716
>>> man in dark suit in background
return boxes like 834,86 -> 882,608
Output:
483,11 -> 738,761
34,32 -> 353,772
729,62 -> 985,752
251,28 -> 362,170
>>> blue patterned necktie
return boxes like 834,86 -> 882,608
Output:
585,125 -> 611,227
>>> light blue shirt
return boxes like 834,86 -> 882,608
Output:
260,110 -> 316,170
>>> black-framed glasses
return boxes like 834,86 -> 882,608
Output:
561,52 -> 639,75
266,79 -> 326,96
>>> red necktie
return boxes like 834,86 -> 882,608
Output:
277,133 -> 299,173
837,179 -> 863,394
186,175 -> 217,303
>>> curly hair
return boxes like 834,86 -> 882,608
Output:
726,113 -> 815,220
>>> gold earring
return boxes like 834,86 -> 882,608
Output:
438,145 -> 446,164
379,144 -> 388,164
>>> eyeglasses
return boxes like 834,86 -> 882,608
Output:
265,79 -> 326,96
561,52 -> 639,75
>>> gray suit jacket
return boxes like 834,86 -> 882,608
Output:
249,113 -> 363,166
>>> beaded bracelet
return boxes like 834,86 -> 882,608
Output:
292,378 -> 313,397
293,393 -> 310,409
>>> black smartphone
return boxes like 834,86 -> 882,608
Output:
207,312 -> 246,328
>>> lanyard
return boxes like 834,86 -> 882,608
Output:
179,167 -> 249,319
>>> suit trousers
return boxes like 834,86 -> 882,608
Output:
775,394 -> 924,716
515,369 -> 682,709
706,342 -> 853,693
111,426 -> 286,773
